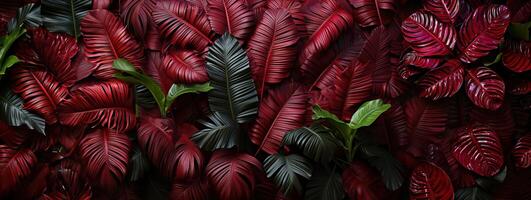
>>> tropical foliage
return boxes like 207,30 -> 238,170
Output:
0,0 -> 530,199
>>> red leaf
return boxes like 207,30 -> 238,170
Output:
162,49 -> 209,84
457,5 -> 510,63
58,80 -> 136,132
342,161 -> 388,200
360,26 -> 392,96
81,9 -> 144,79
172,135 -> 204,181
470,103 -> 515,148
299,0 -> 354,74
267,0 -> 306,34
398,63 -> 424,80
248,9 -> 298,97
402,51 -> 442,69
137,116 -> 176,177
465,67 -> 505,110
0,121 -> 27,146
121,0 -> 156,38
207,0 -> 255,42
502,40 -> 531,73
93,0 -> 111,9
206,150 -> 262,200
511,80 -> 531,95
10,67 -> 69,123
171,178 -> 209,200
26,29 -> 79,86
418,60 -> 464,100
319,61 -> 372,121
250,83 -> 308,154
401,12 -> 457,57
349,0 -> 397,27
409,162 -> 453,200
511,0 -> 531,23
79,128 -> 131,191
423,0 -> 459,23
0,145 -> 37,195
153,0 -> 214,51
452,124 -> 503,176
512,135 -> 531,168
405,97 -> 447,157
145,51 -> 174,92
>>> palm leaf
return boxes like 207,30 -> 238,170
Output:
282,125 -> 337,164
360,144 -> 405,191
206,0 -> 255,42
304,167 -> 344,200
7,3 -> 41,32
206,33 -> 258,124
0,145 -> 37,195
264,153 -> 312,195
191,112 -> 239,151
42,0 -> 91,38
0,89 -> 45,134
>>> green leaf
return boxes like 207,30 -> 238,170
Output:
349,99 -> 390,129
0,90 -> 45,134
304,167 -> 344,200
191,112 -> 239,151
135,84 -> 157,109
165,83 -> 213,113
264,153 -> 313,195
113,58 -> 166,116
360,144 -> 405,191
455,187 -> 492,200
3,55 -> 20,70
483,52 -> 503,67
129,146 -> 150,182
282,125 -> 338,164
206,33 -> 258,124
509,22 -> 531,41
312,105 -> 350,137
42,0 -> 91,38
475,166 -> 507,192
8,3 -> 42,32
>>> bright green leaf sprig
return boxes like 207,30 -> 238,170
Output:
113,58 -> 212,117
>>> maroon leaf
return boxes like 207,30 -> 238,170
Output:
79,128 -> 131,191
248,9 -> 298,97
418,60 -> 464,100
423,0 -> 459,23
153,0 -> 214,51
470,103 -> 515,148
146,51 -> 174,92
267,0 -> 306,34
452,124 -> 503,176
206,150 -> 262,200
0,121 -> 27,146
299,0 -> 354,74
342,161 -> 388,200
172,135 -> 204,181
510,0 -> 531,23
405,97 -> 447,157
207,0 -> 255,42
457,5 -> 510,63
10,67 -> 69,123
171,178 -> 209,200
402,51 -> 442,69
512,135 -> 531,168
92,0 -> 111,9
0,145 -> 37,195
250,83 -> 308,154
359,26 -> 393,96
502,40 -> 531,73
137,116 -> 176,177
511,80 -> 531,95
409,162 -> 453,200
349,0 -> 397,27
121,0 -> 156,38
319,61 -> 372,121
161,49 -> 209,84
401,12 -> 457,57
58,80 -> 136,132
465,67 -> 505,110
81,9 -> 144,79
398,64 -> 424,80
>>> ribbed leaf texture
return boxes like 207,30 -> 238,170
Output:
342,161 -> 387,200
418,60 -> 464,100
267,0 -> 305,34
137,116 -> 176,177
250,83 -> 308,154
402,52 -> 442,69
465,67 -> 505,110
452,124 -> 504,177
207,0 -> 255,42
349,0 -> 396,27
81,9 -> 143,79
457,5 -> 510,63
502,40 -> 531,73
172,135 -> 204,180
409,162 -> 454,200
79,128 -> 131,191
171,178 -> 209,200
405,97 -> 447,157
58,80 -> 136,132
206,150 -> 262,200
423,0 -> 459,23
162,49 -> 209,84
121,0 -> 156,38
512,135 -> 531,168
0,145 -> 37,195
41,0 -> 91,38
401,12 -> 456,57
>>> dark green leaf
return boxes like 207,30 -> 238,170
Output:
42,0 -> 91,38
135,84 -> 156,108
206,33 -> 258,124
455,187 -> 492,200
483,52 -> 503,67
129,146 -> 150,182
508,22 -> 531,41
0,89 -> 45,134
191,112 -> 239,151
304,167 -> 344,200
476,166 -> 507,192
8,3 -> 42,32
360,144 -> 405,191
349,99 -> 390,129
282,125 -> 338,164
264,153 -> 312,195
312,105 -> 350,136
165,83 -> 213,113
